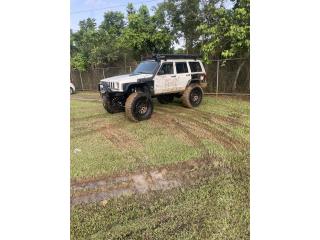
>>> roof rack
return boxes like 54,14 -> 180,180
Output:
143,54 -> 201,61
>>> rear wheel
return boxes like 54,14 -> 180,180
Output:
157,94 -> 174,104
181,84 -> 203,108
102,95 -> 124,114
125,92 -> 153,122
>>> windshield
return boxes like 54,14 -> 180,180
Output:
132,61 -> 159,75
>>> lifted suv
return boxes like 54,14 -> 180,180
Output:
98,54 -> 207,122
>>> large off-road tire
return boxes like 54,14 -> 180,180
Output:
157,94 -> 174,104
125,92 -> 153,122
181,83 -> 204,108
102,95 -> 124,114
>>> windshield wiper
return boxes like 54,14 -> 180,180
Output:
137,71 -> 150,74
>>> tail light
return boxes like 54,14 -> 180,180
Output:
200,74 -> 207,81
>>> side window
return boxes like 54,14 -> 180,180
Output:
176,62 -> 189,74
158,63 -> 173,75
189,62 -> 202,72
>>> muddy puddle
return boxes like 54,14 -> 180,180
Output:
71,157 -> 217,206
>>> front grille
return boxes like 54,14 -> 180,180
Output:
105,82 -> 115,89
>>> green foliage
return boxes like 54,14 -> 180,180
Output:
99,11 -> 124,36
155,0 -> 202,53
71,15 -> 125,69
71,53 -> 87,71
70,0 -> 250,68
120,5 -> 174,58
127,3 -> 136,15
198,0 -> 250,62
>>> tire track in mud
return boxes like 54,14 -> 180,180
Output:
71,156 -> 220,206
154,106 -> 247,150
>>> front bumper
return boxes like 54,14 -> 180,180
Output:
98,83 -> 126,98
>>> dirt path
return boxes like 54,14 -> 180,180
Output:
71,156 -> 219,206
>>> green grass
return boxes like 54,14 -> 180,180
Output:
71,147 -> 249,240
71,92 -> 249,181
71,91 -> 250,239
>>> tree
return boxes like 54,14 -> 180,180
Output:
70,0 -> 250,74
96,12 -> 125,64
70,14 -> 126,69
99,11 -> 124,36
120,5 -> 173,58
70,18 -> 98,69
71,53 -> 87,89
155,0 -> 202,53
127,3 -> 136,15
198,0 -> 250,61
78,18 -> 96,31
198,0 -> 250,92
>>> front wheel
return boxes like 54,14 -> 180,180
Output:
181,84 -> 204,108
125,92 -> 153,122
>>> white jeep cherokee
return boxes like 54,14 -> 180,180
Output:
98,54 -> 207,122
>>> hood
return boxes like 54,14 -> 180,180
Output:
100,73 -> 153,83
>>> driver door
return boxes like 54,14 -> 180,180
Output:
154,62 -> 176,94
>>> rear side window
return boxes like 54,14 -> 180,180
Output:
175,62 -> 189,73
158,63 -> 173,75
189,62 -> 202,72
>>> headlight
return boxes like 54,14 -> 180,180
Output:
99,84 -> 105,93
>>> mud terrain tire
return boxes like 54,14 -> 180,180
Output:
102,95 -> 124,114
125,92 -> 153,122
157,94 -> 174,104
181,83 -> 203,108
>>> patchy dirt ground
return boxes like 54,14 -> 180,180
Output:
71,156 -> 219,206
70,91 -> 249,180
70,91 -> 250,239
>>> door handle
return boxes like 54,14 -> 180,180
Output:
171,75 -> 176,77
186,74 -> 190,76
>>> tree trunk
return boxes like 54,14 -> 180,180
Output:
232,61 -> 245,92
79,71 -> 84,91
244,64 -> 250,92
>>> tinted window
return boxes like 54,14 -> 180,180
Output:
158,63 -> 173,75
176,62 -> 189,73
189,62 -> 202,72
133,61 -> 159,75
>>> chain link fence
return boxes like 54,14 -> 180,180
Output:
70,58 -> 249,95
205,58 -> 250,94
